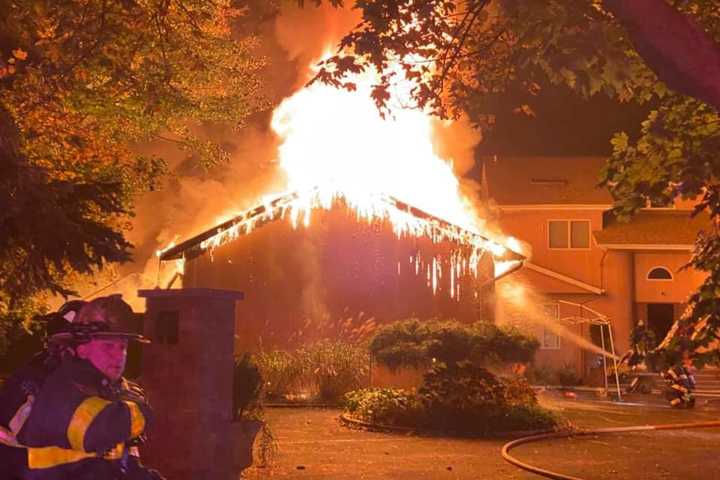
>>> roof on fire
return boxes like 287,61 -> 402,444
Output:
159,189 -> 526,262
483,156 -> 613,206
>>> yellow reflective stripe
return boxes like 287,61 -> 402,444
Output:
27,443 -> 125,470
124,401 -> 145,439
67,397 -> 112,451
28,446 -> 95,469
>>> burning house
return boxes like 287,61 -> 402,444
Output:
151,17 -> 527,352
159,189 -> 524,352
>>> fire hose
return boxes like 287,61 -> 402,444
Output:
501,420 -> 720,480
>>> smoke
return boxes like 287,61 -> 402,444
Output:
496,279 -> 619,361
104,123 -> 284,309
431,116 -> 487,229
61,3 -> 497,319
274,3 -> 361,87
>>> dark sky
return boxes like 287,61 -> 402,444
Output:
475,82 -> 650,157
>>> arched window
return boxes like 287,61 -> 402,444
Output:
647,267 -> 673,280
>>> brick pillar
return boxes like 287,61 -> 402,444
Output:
137,288 -> 244,480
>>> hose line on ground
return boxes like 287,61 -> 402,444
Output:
501,420 -> 720,480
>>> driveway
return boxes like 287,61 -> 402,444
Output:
241,393 -> 720,479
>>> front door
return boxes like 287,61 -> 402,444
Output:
647,303 -> 674,346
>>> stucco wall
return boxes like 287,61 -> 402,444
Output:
497,210 -> 635,374
634,252 -> 705,304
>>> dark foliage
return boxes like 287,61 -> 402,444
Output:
368,319 -> 539,370
344,363 -> 557,434
0,107 -> 132,303
233,353 -> 263,421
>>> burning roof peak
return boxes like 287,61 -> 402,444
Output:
158,188 -> 524,263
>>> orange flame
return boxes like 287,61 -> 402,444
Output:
273,54 -> 475,231
164,53 -> 524,289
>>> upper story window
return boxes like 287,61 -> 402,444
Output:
647,266 -> 673,280
548,220 -> 590,249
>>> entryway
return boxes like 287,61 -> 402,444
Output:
647,303 -> 674,345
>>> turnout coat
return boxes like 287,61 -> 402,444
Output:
17,358 -> 151,479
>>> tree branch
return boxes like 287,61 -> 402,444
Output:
602,0 -> 720,111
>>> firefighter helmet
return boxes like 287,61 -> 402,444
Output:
50,295 -> 149,344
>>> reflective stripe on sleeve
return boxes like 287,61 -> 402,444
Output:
66,397 -> 112,451
27,443 -> 125,470
124,401 -> 146,439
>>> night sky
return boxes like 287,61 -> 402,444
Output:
475,81 -> 651,157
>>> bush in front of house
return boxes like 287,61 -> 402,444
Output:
417,362 -> 557,434
343,364 -> 558,434
368,319 -> 540,370
255,350 -> 304,400
557,363 -> 583,386
299,340 -> 370,401
254,341 -> 370,402
342,319 -> 558,435
344,388 -> 423,427
525,364 -> 558,386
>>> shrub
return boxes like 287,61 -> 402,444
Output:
485,325 -> 540,364
525,365 -> 557,385
500,404 -> 559,432
369,319 -> 539,370
557,363 -> 583,386
233,354 -> 263,420
419,363 -> 555,433
344,388 -> 423,427
299,340 -> 370,401
344,365 -> 558,434
255,350 -> 303,400
367,319 -> 433,369
418,363 -> 515,433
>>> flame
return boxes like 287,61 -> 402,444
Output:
272,53 -> 476,232
163,51 -> 525,296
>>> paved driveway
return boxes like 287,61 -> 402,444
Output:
241,394 -> 720,480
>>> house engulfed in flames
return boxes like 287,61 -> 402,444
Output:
159,189 -> 525,352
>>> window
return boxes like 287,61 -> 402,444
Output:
647,266 -> 673,280
548,220 -> 590,249
541,304 -> 561,350
156,311 -> 179,344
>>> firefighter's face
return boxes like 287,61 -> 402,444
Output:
77,338 -> 128,380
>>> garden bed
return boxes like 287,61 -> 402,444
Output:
339,412 -> 558,439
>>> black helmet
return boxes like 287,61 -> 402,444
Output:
45,300 -> 87,339
51,296 -> 149,344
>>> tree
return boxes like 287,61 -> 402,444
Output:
310,0 -> 720,362
0,1 -> 266,335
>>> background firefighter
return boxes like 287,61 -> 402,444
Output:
663,351 -> 697,409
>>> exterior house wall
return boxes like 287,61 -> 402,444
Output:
634,252 -> 704,304
496,209 -> 633,375
181,205 -> 496,353
497,209 -> 606,287
486,157 -> 708,382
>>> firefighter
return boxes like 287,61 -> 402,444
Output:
662,350 -> 696,409
0,300 -> 85,480
16,296 -> 164,480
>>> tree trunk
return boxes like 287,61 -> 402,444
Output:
603,0 -> 720,111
